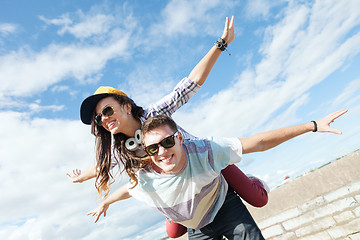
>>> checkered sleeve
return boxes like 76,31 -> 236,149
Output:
144,77 -> 201,118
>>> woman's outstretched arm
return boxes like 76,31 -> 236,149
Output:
188,16 -> 235,86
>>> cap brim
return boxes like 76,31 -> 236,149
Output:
80,93 -> 112,125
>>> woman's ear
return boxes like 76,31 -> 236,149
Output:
124,103 -> 132,114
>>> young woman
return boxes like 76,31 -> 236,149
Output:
69,16 -> 268,238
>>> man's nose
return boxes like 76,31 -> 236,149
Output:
157,145 -> 167,156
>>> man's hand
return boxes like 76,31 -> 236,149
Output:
315,109 -> 347,134
240,109 -> 348,154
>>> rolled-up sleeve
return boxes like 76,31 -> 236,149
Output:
145,77 -> 201,118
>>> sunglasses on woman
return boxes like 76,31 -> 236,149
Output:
144,132 -> 178,156
94,106 -> 114,126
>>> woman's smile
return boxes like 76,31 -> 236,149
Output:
106,119 -> 117,130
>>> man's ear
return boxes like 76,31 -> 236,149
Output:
178,131 -> 183,146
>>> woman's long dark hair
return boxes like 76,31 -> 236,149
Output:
91,94 -> 151,198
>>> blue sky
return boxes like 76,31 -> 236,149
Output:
1,0 -> 360,239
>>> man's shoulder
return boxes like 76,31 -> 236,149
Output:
183,138 -> 210,148
184,137 -> 242,155
184,137 -> 235,146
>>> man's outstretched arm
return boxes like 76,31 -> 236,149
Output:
240,109 -> 347,154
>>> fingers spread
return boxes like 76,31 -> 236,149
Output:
329,128 -> 342,135
229,16 -> 234,28
225,17 -> 229,28
333,109 -> 348,119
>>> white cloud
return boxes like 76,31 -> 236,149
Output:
256,4 -> 309,85
245,0 -> 284,20
333,78 -> 360,107
51,85 -> 69,92
65,13 -> 114,39
118,63 -> 175,107
245,0 -> 271,19
0,112 -> 94,230
40,11 -> 115,39
262,93 -> 309,131
0,35 -> 131,100
149,0 -> 236,39
28,102 -> 65,113
0,5 -> 144,112
39,14 -> 72,27
0,23 -> 18,36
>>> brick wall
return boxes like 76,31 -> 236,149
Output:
247,150 -> 360,240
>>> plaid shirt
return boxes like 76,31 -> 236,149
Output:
142,77 -> 201,141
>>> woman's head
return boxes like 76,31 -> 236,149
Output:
94,96 -> 138,135
80,86 -> 143,136
80,86 -> 128,125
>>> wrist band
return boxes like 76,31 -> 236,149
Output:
215,38 -> 231,55
311,121 -> 317,132
215,38 -> 227,51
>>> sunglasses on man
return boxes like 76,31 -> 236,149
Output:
145,132 -> 178,156
94,106 -> 114,126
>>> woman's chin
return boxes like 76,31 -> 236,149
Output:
109,126 -> 120,135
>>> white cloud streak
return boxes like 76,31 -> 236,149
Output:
245,0 -> 284,20
40,11 -> 115,39
0,6 -> 138,106
149,0 -> 236,40
0,23 -> 18,36
0,33 -> 131,99
333,78 -> 360,107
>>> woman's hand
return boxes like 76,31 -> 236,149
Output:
66,169 -> 84,183
221,16 -> 235,45
87,202 -> 110,223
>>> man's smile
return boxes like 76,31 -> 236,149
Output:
158,154 -> 174,164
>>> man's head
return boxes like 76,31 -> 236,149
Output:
141,115 -> 186,175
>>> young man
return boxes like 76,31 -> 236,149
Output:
88,109 -> 347,239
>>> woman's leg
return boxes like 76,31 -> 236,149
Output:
221,165 -> 268,207
166,218 -> 188,238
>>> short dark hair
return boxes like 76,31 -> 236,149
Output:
141,115 -> 178,141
